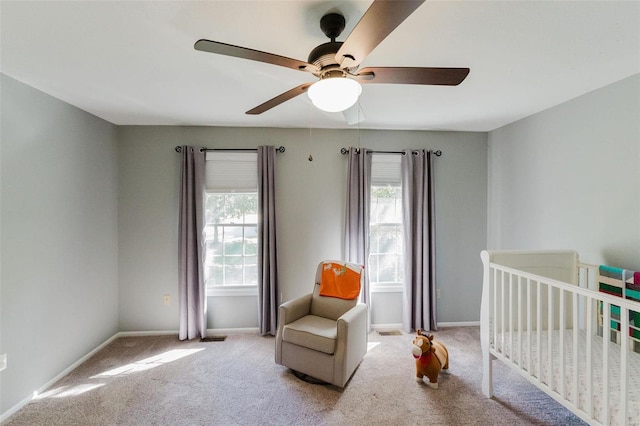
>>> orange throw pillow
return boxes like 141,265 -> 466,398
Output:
319,262 -> 363,300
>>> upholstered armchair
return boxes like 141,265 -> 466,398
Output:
275,261 -> 368,388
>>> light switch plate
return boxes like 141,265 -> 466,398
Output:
0,353 -> 7,372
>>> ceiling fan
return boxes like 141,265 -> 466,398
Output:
194,0 -> 469,115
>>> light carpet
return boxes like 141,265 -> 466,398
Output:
4,327 -> 586,425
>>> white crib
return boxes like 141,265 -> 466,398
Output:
481,250 -> 640,425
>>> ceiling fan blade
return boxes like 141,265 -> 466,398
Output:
356,67 -> 470,86
246,83 -> 313,115
336,0 -> 425,69
195,39 -> 318,74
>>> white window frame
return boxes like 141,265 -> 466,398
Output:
369,154 -> 404,294
204,152 -> 259,297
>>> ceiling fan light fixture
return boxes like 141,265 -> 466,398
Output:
307,77 -> 362,113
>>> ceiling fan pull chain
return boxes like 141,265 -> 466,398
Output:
308,102 -> 314,162
357,102 -> 361,150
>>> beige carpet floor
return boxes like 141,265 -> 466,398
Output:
5,327 -> 586,425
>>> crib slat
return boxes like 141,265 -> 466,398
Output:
501,270 -> 506,354
518,275 -> 523,368
492,267 -> 497,351
620,305 -> 629,426
548,284 -> 553,389
509,273 -> 514,361
537,280 -> 542,381
602,300 -> 610,424
527,278 -> 532,375
559,289 -> 566,399
572,292 -> 578,408
586,296 -> 593,418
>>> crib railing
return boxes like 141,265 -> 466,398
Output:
481,250 -> 640,426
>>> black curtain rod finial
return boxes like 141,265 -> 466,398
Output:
175,146 -> 183,153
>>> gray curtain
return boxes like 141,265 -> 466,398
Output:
344,147 -> 372,309
178,146 -> 207,340
258,146 -> 279,336
402,149 -> 437,332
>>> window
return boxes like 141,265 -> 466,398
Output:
203,152 -> 258,293
369,154 -> 404,291
204,193 -> 257,286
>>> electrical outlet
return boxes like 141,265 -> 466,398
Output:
0,353 -> 7,372
163,294 -> 170,305
436,288 -> 441,299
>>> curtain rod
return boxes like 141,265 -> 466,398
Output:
175,146 -> 285,153
340,148 -> 442,156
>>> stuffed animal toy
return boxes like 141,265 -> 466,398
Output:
411,329 -> 449,388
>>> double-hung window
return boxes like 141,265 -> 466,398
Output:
369,154 -> 404,292
204,152 -> 258,295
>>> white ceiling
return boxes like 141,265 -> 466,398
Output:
1,1 -> 639,132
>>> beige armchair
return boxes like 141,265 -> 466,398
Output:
275,260 -> 368,388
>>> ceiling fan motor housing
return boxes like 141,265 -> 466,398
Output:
307,12 -> 349,72
308,41 -> 343,70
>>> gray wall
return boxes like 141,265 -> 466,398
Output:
488,74 -> 640,270
0,74 -> 119,413
117,127 -> 488,331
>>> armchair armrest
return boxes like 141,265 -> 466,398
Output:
338,303 -> 367,341
337,302 -> 367,327
279,293 -> 313,325
275,293 -> 312,365
335,303 -> 368,386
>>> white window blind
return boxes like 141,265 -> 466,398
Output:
205,152 -> 257,192
369,153 -> 404,292
371,153 -> 401,186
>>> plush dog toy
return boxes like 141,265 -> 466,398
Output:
411,329 -> 449,388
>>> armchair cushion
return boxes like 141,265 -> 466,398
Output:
283,315 -> 338,355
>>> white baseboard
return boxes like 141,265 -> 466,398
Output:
118,328 -> 261,337
437,321 -> 480,327
371,323 -> 403,331
117,330 -> 178,337
207,327 -> 259,335
1,391 -> 36,424
370,321 -> 479,333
